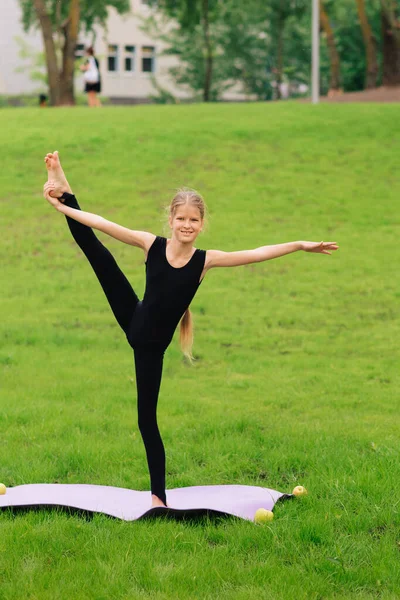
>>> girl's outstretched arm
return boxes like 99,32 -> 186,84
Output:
43,181 -> 155,251
205,241 -> 339,270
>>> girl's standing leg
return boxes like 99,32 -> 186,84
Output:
134,348 -> 167,506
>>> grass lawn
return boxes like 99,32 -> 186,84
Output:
0,102 -> 399,599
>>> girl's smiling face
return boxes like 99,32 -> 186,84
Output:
169,203 -> 203,243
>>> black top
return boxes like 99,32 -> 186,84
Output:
129,236 -> 206,351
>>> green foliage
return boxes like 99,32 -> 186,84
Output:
319,0 -> 383,92
143,1 -> 275,100
0,95 -> 42,108
282,13 -> 311,85
148,75 -> 180,103
215,3 -> 272,99
142,16 -> 222,100
148,0 -> 220,30
266,0 -> 308,31
160,24 -> 240,101
19,0 -> 131,33
143,0 -> 319,100
14,37 -> 48,90
269,0 -> 384,94
147,0 -> 389,99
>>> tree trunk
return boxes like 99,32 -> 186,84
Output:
319,0 -> 341,92
381,2 -> 400,85
355,0 -> 378,88
60,0 -> 80,105
275,7 -> 284,100
33,0 -> 60,106
202,0 -> 213,101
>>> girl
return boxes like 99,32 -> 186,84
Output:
43,151 -> 338,508
80,46 -> 101,108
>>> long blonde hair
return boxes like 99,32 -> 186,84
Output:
169,188 -> 207,361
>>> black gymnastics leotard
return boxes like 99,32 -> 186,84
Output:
60,193 -> 206,505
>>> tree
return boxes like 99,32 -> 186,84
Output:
355,0 -> 379,88
381,0 -> 400,85
265,0 -> 308,99
148,0 -> 314,101
217,2 -> 272,99
19,0 -> 130,106
144,0 -> 270,101
320,0 -> 341,93
148,0 -> 220,101
316,0 -> 381,93
148,0 -> 389,101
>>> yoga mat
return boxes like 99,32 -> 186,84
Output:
0,484 -> 293,522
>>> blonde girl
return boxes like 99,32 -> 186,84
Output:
43,151 -> 338,508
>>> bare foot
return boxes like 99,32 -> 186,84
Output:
44,151 -> 72,197
152,494 -> 168,508
43,181 -> 63,209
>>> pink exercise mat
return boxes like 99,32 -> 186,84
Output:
0,483 -> 293,522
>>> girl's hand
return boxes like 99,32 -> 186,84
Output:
301,241 -> 339,255
43,181 -> 64,210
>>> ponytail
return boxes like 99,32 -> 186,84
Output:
180,308 -> 194,362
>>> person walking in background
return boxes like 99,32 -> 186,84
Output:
80,47 -> 101,107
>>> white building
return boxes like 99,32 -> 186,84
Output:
1,0 -> 245,102
0,0 -> 44,95
78,0 -> 188,102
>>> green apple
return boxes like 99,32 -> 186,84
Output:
292,485 -> 307,497
254,508 -> 274,523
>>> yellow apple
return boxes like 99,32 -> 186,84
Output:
292,485 -> 308,497
254,508 -> 274,523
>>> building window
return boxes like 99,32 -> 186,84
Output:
107,44 -> 119,72
75,44 -> 85,60
142,46 -> 155,73
124,45 -> 136,72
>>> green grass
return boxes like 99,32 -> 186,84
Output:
0,102 -> 399,599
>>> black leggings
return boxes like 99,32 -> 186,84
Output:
62,194 -> 167,505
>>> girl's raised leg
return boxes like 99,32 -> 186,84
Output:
44,152 -> 166,508
45,152 -> 138,335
